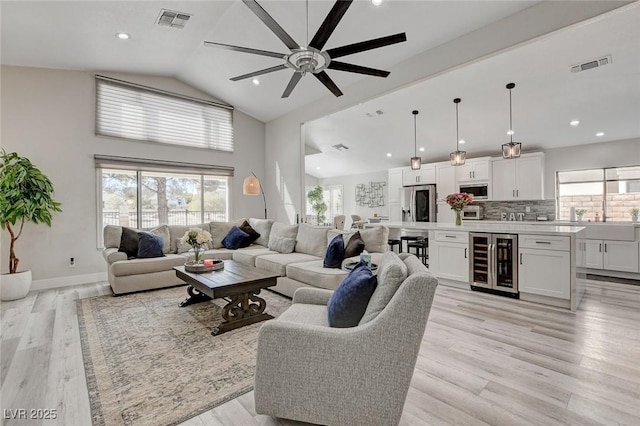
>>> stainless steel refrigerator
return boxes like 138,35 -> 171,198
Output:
401,185 -> 436,222
469,233 -> 518,295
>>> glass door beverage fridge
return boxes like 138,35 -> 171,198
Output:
469,233 -> 518,296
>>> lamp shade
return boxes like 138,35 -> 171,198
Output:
450,150 -> 467,166
502,141 -> 522,159
410,156 -> 421,170
243,175 -> 260,195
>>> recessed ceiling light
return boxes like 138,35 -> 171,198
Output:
459,139 -> 466,144
372,0 -> 382,6
116,32 -> 130,40
316,166 -> 321,170
419,147 -> 425,152
507,130 -> 514,135
386,153 -> 392,157
596,132 -> 604,137
570,120 -> 580,126
252,78 -> 260,86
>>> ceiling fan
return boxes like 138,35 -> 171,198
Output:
204,0 -> 407,98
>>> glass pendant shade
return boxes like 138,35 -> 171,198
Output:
410,156 -> 421,170
449,98 -> 466,166
409,110 -> 421,170
502,141 -> 522,159
502,83 -> 522,159
450,150 -> 466,166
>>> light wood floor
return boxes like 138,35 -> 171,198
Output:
2,279 -> 639,426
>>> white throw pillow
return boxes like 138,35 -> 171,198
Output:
248,218 -> 274,246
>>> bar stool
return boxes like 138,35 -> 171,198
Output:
388,228 -> 402,254
388,239 -> 401,253
400,236 -> 418,253
407,237 -> 428,266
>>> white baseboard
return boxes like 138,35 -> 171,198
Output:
32,272 -> 108,291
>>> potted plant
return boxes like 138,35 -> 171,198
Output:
631,207 -> 639,223
0,150 -> 62,301
307,186 -> 327,225
575,209 -> 587,222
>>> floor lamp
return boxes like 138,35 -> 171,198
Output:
243,172 -> 267,219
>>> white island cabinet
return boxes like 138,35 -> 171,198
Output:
365,221 -> 587,311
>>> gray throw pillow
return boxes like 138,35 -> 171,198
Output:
268,222 -> 298,250
249,218 -> 274,246
359,252 -> 408,325
149,225 -> 171,254
269,236 -> 296,254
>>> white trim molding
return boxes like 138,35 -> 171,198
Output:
32,272 -> 108,291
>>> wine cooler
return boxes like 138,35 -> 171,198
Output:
469,233 -> 518,296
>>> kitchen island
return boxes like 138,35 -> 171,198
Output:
367,221 -> 587,311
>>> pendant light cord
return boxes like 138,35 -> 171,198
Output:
509,88 -> 513,143
455,102 -> 459,151
414,113 -> 417,157
306,0 -> 309,46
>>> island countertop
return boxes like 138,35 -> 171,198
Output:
368,221 -> 586,236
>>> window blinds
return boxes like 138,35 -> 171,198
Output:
94,155 -> 234,177
95,75 -> 234,152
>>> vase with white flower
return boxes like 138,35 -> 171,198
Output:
180,227 -> 212,264
446,192 -> 474,226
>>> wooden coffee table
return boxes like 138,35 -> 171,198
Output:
173,261 -> 279,335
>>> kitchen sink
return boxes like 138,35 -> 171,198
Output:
581,223 -> 636,241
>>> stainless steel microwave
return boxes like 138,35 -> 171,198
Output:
459,183 -> 489,200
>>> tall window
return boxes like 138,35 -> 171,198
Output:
95,75 -> 234,152
97,156 -> 233,244
557,165 -> 640,221
305,185 -> 343,225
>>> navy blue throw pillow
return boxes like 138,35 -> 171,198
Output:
327,261 -> 378,328
222,226 -> 251,250
324,234 -> 345,268
137,232 -> 165,258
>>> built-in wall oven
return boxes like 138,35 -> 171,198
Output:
469,233 -> 518,296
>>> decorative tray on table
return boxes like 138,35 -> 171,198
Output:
343,261 -> 378,271
184,259 -> 224,273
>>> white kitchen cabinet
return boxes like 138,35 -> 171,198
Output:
435,163 -> 456,202
456,158 -> 491,182
429,230 -> 469,282
519,248 -> 570,299
492,153 -> 544,201
388,168 -> 403,204
402,165 -> 435,186
584,239 -> 639,273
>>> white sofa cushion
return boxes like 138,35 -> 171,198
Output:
360,226 -> 389,253
248,218 -> 274,247
359,252 -> 408,324
111,254 -> 187,276
150,225 -> 171,254
286,260 -> 349,291
168,223 -> 211,253
210,219 -> 246,249
255,253 -> 321,276
295,224 -> 330,257
232,247 -> 278,267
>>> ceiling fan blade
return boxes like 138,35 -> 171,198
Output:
314,71 -> 343,97
326,32 -> 407,59
242,0 -> 299,50
309,0 -> 353,50
204,41 -> 286,59
328,61 -> 390,77
231,64 -> 288,81
282,73 -> 303,98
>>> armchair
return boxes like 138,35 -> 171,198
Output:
254,253 -> 438,426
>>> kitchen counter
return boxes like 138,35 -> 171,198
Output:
369,221 -> 585,236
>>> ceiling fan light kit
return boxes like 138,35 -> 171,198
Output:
410,110 -> 421,170
450,98 -> 466,166
204,0 -> 406,98
502,82 -> 522,159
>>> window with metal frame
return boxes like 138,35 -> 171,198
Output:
95,75 -> 234,152
95,155 -> 233,247
557,165 -> 640,222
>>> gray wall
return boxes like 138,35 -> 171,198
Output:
1,66 -> 266,285
319,170 -> 389,228
543,138 -> 640,199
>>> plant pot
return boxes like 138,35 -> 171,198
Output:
1,270 -> 32,301
633,216 -> 638,223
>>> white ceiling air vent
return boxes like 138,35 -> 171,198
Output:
570,55 -> 612,73
332,144 -> 349,151
157,9 -> 192,29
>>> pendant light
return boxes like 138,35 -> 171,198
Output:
450,98 -> 466,166
410,110 -> 421,170
502,82 -> 522,159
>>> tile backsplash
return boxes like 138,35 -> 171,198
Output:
475,200 -> 556,221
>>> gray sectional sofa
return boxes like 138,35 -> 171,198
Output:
103,218 -> 389,297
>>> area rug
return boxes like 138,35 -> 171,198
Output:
77,286 -> 292,426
